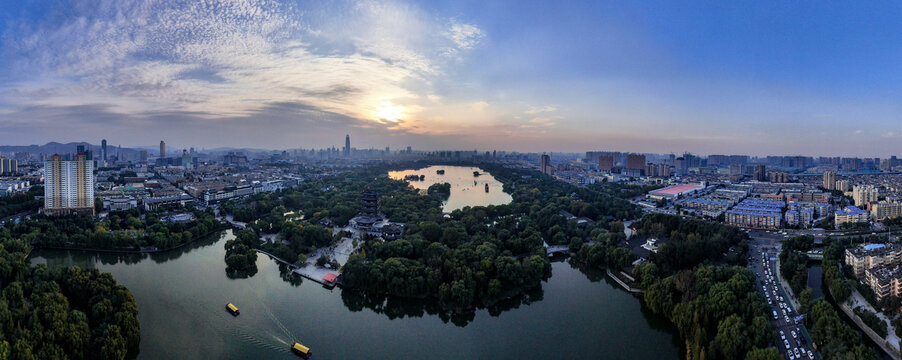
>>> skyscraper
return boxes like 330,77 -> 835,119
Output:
101,139 -> 107,161
754,164 -> 767,182
44,154 -> 94,216
540,154 -> 552,175
823,171 -> 836,190
160,140 -> 166,158
344,134 -> 351,157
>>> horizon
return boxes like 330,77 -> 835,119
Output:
3,1 -> 902,156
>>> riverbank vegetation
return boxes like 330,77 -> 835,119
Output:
804,237 -> 879,359
0,237 -> 140,359
779,235 -> 814,294
224,229 -> 261,278
427,182 -> 451,199
643,264 -> 776,359
7,206 -> 224,251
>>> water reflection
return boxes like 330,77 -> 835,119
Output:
339,284 -> 545,327
388,165 -> 513,212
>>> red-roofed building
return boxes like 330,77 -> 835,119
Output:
323,273 -> 338,287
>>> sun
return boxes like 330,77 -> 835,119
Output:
372,102 -> 405,123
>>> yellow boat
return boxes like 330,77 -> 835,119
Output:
291,342 -> 312,358
226,303 -> 239,316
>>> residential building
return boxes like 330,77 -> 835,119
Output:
598,156 -> 614,171
871,201 -> 902,221
823,171 -> 836,190
724,198 -> 783,229
865,265 -> 902,300
540,154 -> 553,175
44,154 -> 94,216
835,180 -> 850,192
846,243 -> 902,278
852,185 -> 878,207
625,154 -> 646,173
835,205 -> 868,227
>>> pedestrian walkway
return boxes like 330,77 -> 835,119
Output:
845,290 -> 901,359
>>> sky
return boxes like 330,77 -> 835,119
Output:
2,0 -> 902,156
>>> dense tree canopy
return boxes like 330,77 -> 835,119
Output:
8,207 -> 223,251
0,237 -> 140,360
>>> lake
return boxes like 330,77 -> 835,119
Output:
388,165 -> 513,212
31,230 -> 681,360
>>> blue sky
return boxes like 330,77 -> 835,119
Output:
1,0 -> 902,156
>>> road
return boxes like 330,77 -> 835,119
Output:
747,229 -> 818,360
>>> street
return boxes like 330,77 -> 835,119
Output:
747,229 -> 818,360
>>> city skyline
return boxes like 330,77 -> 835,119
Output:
4,1 -> 902,155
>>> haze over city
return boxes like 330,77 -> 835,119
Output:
3,1 -> 902,155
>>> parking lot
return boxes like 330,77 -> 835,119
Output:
747,230 -> 818,360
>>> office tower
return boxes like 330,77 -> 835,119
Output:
540,154 -> 552,175
160,140 -> 166,158
823,171 -> 836,190
598,156 -> 614,171
76,145 -> 85,155
140,150 -> 148,162
407,146 -> 412,154
344,135 -> 351,157
101,139 -> 107,160
44,154 -> 94,216
852,185 -> 879,207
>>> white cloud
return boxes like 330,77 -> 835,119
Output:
0,0 -> 486,136
470,101 -> 489,112
448,21 -> 485,50
525,105 -> 557,115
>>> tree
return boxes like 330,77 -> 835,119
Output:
745,347 -> 781,360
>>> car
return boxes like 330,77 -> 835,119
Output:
794,348 -> 800,358
784,340 -> 790,349
807,350 -> 814,359
788,353 -> 795,360
780,330 -> 785,340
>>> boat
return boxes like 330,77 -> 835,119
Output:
473,171 -> 481,177
485,183 -> 489,192
226,303 -> 239,316
474,180 -> 477,185
291,342 -> 312,358
436,169 -> 445,175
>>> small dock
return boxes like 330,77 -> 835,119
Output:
606,269 -> 644,294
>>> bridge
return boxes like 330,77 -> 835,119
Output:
545,245 -> 570,257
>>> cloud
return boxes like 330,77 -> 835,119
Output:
525,105 -> 557,115
0,0 -> 488,146
469,101 -> 490,112
447,21 -> 485,50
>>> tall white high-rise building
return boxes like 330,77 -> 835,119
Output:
44,154 -> 94,215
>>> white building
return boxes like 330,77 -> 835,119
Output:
44,154 -> 94,215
